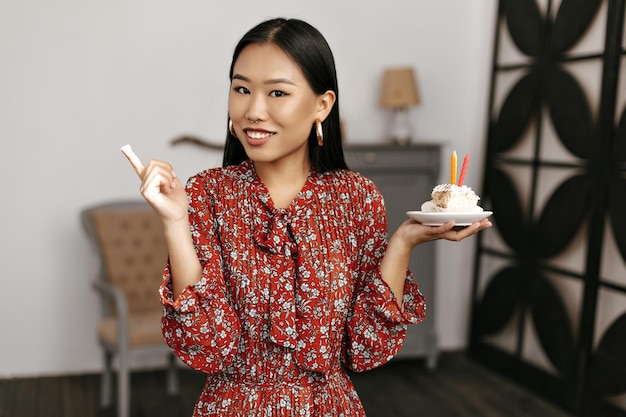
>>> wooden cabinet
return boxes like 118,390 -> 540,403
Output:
344,144 -> 441,369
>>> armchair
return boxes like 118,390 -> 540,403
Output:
81,200 -> 178,417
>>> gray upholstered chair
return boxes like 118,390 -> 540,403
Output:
81,200 -> 178,417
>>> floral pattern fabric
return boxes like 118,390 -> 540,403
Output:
159,159 -> 426,416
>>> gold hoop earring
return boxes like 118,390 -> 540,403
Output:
316,119 -> 324,147
229,119 -> 238,138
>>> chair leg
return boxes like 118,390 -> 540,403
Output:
118,349 -> 130,417
100,350 -> 113,408
166,352 -> 179,395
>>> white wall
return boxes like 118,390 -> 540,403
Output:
0,0 -> 497,377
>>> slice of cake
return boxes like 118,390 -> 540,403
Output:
421,184 -> 483,213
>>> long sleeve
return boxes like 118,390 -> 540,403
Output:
343,178 -> 426,372
159,173 -> 242,373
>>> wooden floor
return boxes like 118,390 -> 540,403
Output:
0,352 -> 573,417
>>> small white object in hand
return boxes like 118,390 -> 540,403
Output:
120,144 -> 143,169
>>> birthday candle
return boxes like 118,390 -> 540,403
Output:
450,151 -> 457,185
458,153 -> 470,186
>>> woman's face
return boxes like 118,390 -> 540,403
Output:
228,43 -> 335,168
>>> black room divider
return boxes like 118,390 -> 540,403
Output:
469,1 -> 626,416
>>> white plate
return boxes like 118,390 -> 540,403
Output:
406,211 -> 493,226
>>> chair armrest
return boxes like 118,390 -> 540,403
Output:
93,281 -> 130,349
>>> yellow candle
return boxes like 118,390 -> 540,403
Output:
450,151 -> 457,184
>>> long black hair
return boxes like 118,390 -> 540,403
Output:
222,18 -> 347,172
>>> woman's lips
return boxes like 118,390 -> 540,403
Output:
243,128 -> 274,146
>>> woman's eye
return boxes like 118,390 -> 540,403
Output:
270,90 -> 287,97
234,86 -> 250,94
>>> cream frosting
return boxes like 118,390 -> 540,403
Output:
421,183 -> 483,213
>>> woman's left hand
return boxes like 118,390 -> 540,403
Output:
394,218 -> 492,249
381,218 -> 492,306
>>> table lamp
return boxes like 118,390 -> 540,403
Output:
380,67 -> 420,145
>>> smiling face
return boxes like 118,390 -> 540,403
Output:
228,43 -> 335,170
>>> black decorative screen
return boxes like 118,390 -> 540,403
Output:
469,0 -> 626,415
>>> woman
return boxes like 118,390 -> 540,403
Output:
124,17 -> 491,416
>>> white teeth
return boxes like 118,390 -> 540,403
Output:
247,131 -> 272,139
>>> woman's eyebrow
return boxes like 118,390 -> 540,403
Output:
232,73 -> 296,86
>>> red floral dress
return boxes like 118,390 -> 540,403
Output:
159,159 -> 426,416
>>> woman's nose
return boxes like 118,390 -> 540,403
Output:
245,94 -> 267,122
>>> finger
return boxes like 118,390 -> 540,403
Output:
450,220 -> 491,240
140,163 -> 179,200
120,144 -> 146,177
426,221 -> 456,234
141,175 -> 168,201
143,160 -> 178,188
468,219 -> 492,232
171,173 -> 183,189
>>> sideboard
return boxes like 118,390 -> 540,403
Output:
344,143 -> 441,369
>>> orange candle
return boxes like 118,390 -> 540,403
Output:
458,153 -> 470,186
450,151 -> 457,184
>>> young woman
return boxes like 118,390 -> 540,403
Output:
124,17 -> 491,417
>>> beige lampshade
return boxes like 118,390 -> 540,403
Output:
380,67 -> 420,109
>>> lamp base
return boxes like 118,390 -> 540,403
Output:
389,108 -> 412,145
391,135 -> 411,146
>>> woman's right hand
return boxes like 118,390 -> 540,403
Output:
121,146 -> 188,226
138,159 -> 188,225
